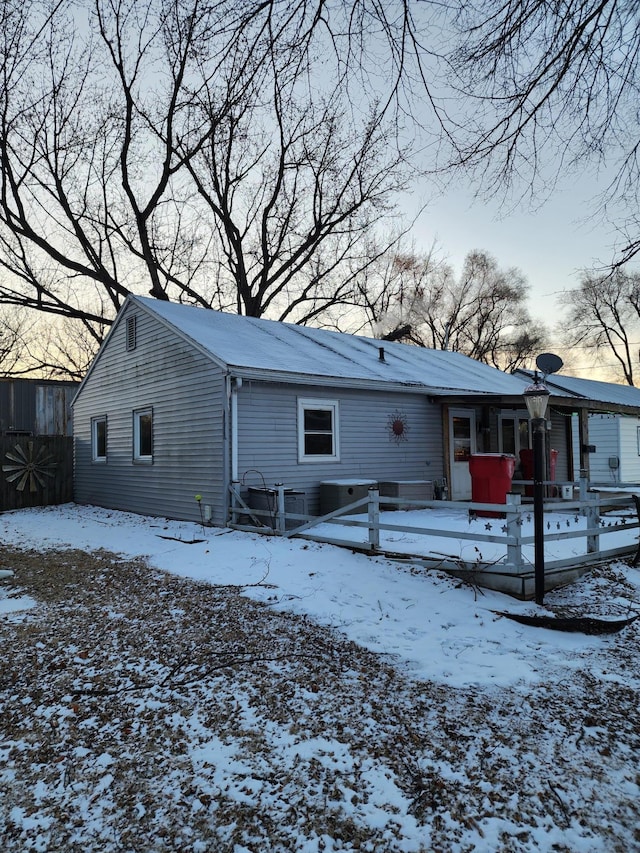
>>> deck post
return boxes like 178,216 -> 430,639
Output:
579,470 -> 589,516
505,492 -> 523,570
368,487 -> 380,550
585,491 -> 600,554
275,483 -> 286,535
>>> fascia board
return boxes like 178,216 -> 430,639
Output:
133,298 -> 229,371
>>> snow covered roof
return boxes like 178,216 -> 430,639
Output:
514,370 -> 640,409
131,296 -> 528,396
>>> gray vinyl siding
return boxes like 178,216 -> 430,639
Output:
587,415 -> 622,483
587,413 -> 640,483
234,380 -> 443,515
73,303 -> 227,525
618,417 -> 640,481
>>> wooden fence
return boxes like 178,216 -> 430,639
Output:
0,436 -> 73,512
229,482 -> 640,597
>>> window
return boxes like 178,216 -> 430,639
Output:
298,398 -> 339,462
498,412 -> 530,457
133,409 -> 153,461
126,315 -> 137,351
91,416 -> 107,462
452,415 -> 473,462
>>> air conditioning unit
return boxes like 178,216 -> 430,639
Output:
378,480 -> 434,510
247,487 -> 306,530
319,480 -> 377,515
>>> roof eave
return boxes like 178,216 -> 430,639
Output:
228,365 -> 525,396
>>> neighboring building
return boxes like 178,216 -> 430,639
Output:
0,378 -> 77,436
72,296 -> 640,526
0,379 -> 78,512
514,371 -> 640,484
575,413 -> 640,484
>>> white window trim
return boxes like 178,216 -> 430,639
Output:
297,398 -> 340,463
91,416 -> 107,463
133,408 -> 153,462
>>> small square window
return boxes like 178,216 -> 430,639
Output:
298,398 -> 339,462
91,416 -> 107,462
126,315 -> 137,351
133,408 -> 153,461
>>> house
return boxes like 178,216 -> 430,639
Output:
72,296 -> 640,526
73,296 -> 540,524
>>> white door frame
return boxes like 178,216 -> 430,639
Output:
448,408 -> 477,500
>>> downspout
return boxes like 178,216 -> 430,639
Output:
230,375 -> 242,482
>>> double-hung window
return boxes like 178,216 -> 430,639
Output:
297,398 -> 339,462
91,416 -> 107,462
133,408 -> 153,462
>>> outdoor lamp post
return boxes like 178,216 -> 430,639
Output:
524,375 -> 550,605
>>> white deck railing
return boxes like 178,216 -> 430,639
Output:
229,481 -> 640,576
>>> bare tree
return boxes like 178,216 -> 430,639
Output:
562,269 -> 640,385
358,248 -> 547,371
0,306 -> 33,376
0,306 -> 103,380
16,316 -> 108,380
0,0 -> 436,338
444,1 -> 640,265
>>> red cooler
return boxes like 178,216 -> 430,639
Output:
469,453 -> 516,517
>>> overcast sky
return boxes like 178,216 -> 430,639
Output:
407,165 -> 638,378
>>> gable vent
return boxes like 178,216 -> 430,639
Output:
126,315 -> 137,351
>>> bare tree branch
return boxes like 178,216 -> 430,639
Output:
357,247 -> 548,371
561,268 -> 640,385
0,0 -> 440,345
443,1 -> 640,266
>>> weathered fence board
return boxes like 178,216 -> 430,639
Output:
0,436 -> 73,511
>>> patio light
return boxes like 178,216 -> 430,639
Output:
523,373 -> 550,606
523,377 -> 550,421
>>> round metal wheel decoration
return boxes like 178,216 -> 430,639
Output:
387,410 -> 409,444
2,442 -> 57,493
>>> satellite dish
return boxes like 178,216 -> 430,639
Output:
536,352 -> 563,376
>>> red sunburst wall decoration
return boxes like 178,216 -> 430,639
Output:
387,410 -> 409,444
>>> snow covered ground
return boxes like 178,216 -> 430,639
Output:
2,504 -> 640,851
